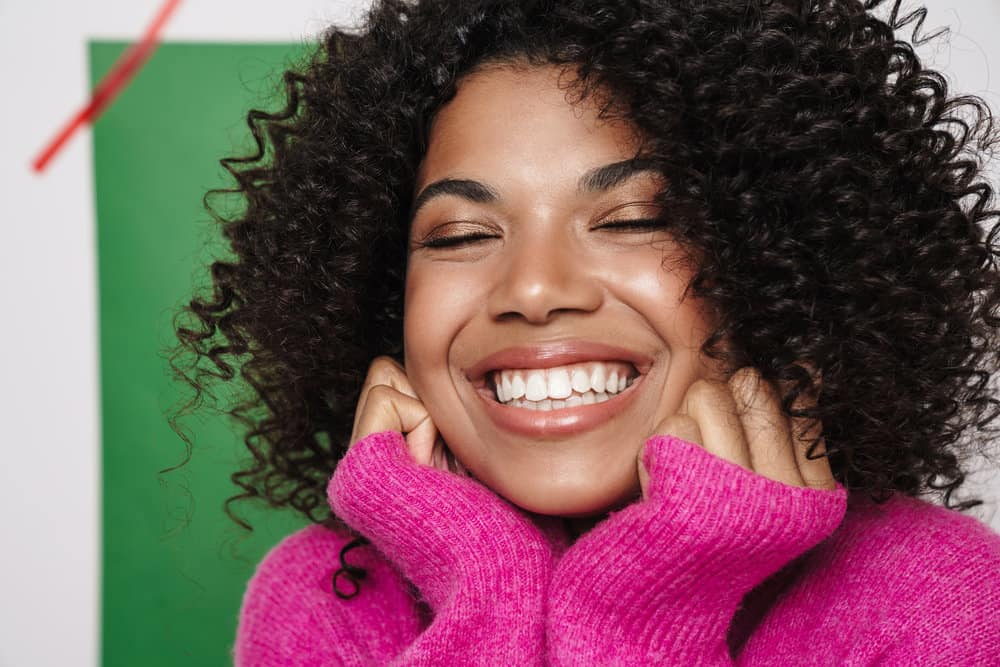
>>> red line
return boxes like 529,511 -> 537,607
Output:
32,0 -> 183,173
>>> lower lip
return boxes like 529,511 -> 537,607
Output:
474,374 -> 646,437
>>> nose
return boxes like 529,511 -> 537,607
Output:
486,228 -> 603,324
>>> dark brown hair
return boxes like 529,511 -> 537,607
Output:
169,0 -> 1000,595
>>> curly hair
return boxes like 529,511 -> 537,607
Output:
169,0 -> 1000,598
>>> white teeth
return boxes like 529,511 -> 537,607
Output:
547,369 -> 572,399
510,374 -> 526,399
492,361 -> 638,406
503,390 -> 604,411
525,373 -> 548,401
590,366 -> 606,393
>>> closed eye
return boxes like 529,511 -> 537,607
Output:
597,218 -> 670,231
415,218 -> 669,249
416,232 -> 499,248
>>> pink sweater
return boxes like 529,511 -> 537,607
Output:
234,430 -> 1000,665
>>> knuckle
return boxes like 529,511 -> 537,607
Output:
364,356 -> 404,386
368,355 -> 401,376
731,367 -> 781,411
727,366 -> 760,395
684,378 -> 714,403
685,377 -> 732,409
656,413 -> 699,435
365,383 -> 396,404
661,415 -> 698,431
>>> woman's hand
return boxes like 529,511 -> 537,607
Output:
546,366 -> 847,666
349,355 -> 466,475
329,355 -> 554,665
637,365 -> 836,500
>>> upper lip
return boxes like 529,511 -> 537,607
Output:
464,340 -> 654,385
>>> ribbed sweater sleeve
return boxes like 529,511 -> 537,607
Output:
234,523 -> 423,666
326,430 -> 553,666
547,433 -> 848,666
235,430 -> 1000,665
737,491 -> 1000,665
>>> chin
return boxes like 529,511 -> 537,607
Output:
498,474 -> 642,518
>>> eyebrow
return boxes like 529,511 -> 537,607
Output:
409,157 -> 660,220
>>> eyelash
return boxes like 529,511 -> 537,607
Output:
420,218 -> 668,248
420,232 -> 497,248
599,218 -> 668,232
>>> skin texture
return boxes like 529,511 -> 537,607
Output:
344,63 -> 835,538
399,63 -> 751,521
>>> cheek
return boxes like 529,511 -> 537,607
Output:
403,267 -> 487,461
403,265 -> 481,391
619,246 -> 688,300
403,273 -> 443,388
605,249 -> 720,387
606,248 -> 703,333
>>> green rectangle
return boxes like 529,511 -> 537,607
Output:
92,41 -> 311,667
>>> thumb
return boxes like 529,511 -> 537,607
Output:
354,386 -> 438,467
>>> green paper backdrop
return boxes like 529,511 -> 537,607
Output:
92,41 -> 311,666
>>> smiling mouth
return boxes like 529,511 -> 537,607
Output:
464,341 -> 653,435
486,361 -> 640,411
474,366 -> 646,436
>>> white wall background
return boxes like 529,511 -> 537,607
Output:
0,1 -> 997,665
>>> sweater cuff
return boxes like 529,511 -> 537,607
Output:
548,434 -> 847,665
640,433 -> 848,583
328,430 -> 552,609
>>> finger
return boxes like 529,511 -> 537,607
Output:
680,378 -> 752,470
792,417 -> 835,490
782,368 -> 836,490
730,367 -> 803,487
406,412 -> 439,467
351,356 -> 411,443
353,384 -> 437,465
641,413 -> 703,500
351,356 -> 418,444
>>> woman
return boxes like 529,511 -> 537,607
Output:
172,0 -> 1000,663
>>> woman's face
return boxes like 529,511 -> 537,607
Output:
404,63 -> 725,519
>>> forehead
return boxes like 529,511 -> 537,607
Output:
415,64 -> 645,191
